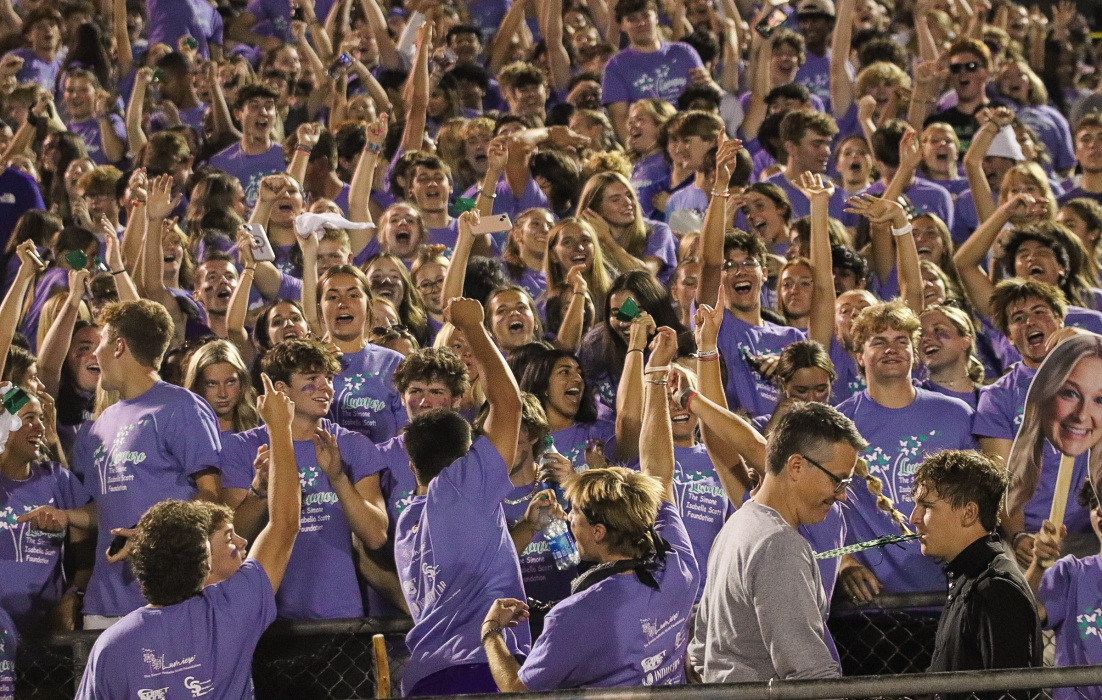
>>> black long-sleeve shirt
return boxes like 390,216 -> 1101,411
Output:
929,535 -> 1042,700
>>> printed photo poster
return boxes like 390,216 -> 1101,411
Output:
1007,332 -> 1102,523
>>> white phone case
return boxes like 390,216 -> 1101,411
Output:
242,223 -> 276,262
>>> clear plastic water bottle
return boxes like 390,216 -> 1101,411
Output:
536,437 -> 561,530
545,516 -> 581,570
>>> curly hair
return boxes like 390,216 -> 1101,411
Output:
100,300 -> 175,369
392,347 -> 470,398
850,299 -> 921,364
130,500 -> 212,606
914,450 -> 1008,531
260,338 -> 341,386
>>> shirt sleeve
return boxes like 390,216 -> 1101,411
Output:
166,393 -> 223,476
601,56 -> 630,105
438,436 -> 513,510
55,465 -> 93,509
1037,556 -> 1074,630
207,559 -> 278,642
518,597 -> 591,690
219,432 -> 258,490
752,534 -> 840,680
643,223 -> 678,284
338,428 -> 385,482
974,384 -> 1015,439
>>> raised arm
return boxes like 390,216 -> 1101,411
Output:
248,375 -> 303,592
614,312 -> 655,463
488,0 -> 529,75
555,265 -> 589,352
140,175 -> 183,307
446,297 -> 522,466
830,0 -> 856,118
399,23 -> 432,153
101,221 -> 139,302
699,138 -> 741,307
641,327 -> 678,502
121,170 -> 147,270
112,0 -> 133,77
962,108 -> 1016,225
803,172 -> 838,348
543,0 -> 571,93
913,0 -> 941,62
226,247 -> 256,364
907,59 -> 948,129
847,193 -> 922,312
287,122 -> 322,186
476,137 -> 507,216
313,429 -> 389,549
739,28 -> 773,140
0,242 -> 45,380
952,192 -> 1042,319
205,61 -> 242,144
94,92 -> 126,165
348,114 -> 387,236
299,0 -> 334,62
357,0 -> 402,70
442,210 -> 477,307
38,268 -> 89,399
292,227 -> 325,336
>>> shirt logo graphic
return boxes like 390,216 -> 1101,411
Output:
184,676 -> 213,697
137,689 -> 168,700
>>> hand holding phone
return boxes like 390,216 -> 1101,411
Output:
241,223 -> 277,262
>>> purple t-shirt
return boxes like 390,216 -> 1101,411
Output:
67,115 -> 126,166
329,344 -> 406,443
428,217 -> 460,256
1058,187 -> 1102,208
950,188 -> 983,245
75,381 -> 222,617
643,219 -> 678,286
665,185 -> 708,229
245,0 -> 292,42
973,362 -> 1092,535
395,437 -> 531,693
837,388 -> 977,594
0,462 -> 91,633
917,173 -> 971,198
602,42 -> 704,105
148,0 -> 224,60
1039,554 -> 1102,700
795,52 -> 832,113
672,444 -> 732,603
862,179 -> 955,231
491,176 -> 550,221
799,503 -> 846,609
518,502 -> 697,689
919,378 -> 979,408
510,266 -> 546,302
631,152 -> 672,221
0,168 -> 45,257
828,336 -> 864,405
0,606 -> 12,700
551,420 -> 617,473
11,48 -> 62,90
220,419 -> 381,619
501,483 -> 577,605
208,143 -> 287,208
717,310 -> 807,417
75,559 -> 276,700
18,264 -> 68,353
1017,105 -> 1076,174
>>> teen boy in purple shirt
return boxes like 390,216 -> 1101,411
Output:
69,301 -> 223,628
602,0 -> 703,143
208,84 -> 286,207
74,376 -> 301,700
394,297 -> 529,696
482,327 -> 698,690
220,339 -> 389,620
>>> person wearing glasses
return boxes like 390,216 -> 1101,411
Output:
835,301 -> 977,608
689,401 -> 866,682
923,39 -> 996,154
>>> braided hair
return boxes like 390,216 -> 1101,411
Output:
853,457 -> 913,534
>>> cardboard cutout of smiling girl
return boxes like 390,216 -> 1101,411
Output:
1007,332 -> 1102,539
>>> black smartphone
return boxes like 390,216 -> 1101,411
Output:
107,526 -> 136,557
292,3 -> 304,21
755,7 -> 789,39
328,53 -> 352,79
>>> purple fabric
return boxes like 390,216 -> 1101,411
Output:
147,0 -> 224,60
494,176 -> 549,219
918,378 -> 979,408
643,219 -> 678,285
1067,305 -> 1102,334
220,420 -> 381,619
665,185 -> 708,225
20,266 -> 69,352
972,362 -> 1092,534
501,483 -> 577,605
0,606 -> 13,700
75,559 -> 276,700
395,437 -> 531,694
464,0 -> 511,39
551,420 -> 617,473
0,169 -> 45,267
1038,554 -> 1102,700
716,310 -> 807,417
828,336 -> 864,405
1059,187 -> 1102,208
428,218 -> 460,256
836,388 -> 977,593
517,503 -> 698,689
67,115 -> 126,165
245,0 -> 292,41
1017,105 -> 1076,174
0,462 -> 91,633
510,266 -> 546,302
11,48 -> 62,90
601,42 -> 704,105
208,143 -> 287,208
795,52 -> 832,113
672,444 -> 733,603
916,174 -> 970,198
862,179 -> 954,231
631,152 -> 672,220
950,188 -> 984,245
332,182 -> 351,214
329,344 -> 406,443
75,381 -> 222,617
799,503 -> 846,610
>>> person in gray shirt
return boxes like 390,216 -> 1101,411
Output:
689,402 -> 867,682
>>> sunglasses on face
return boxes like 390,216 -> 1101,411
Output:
371,324 -> 408,335
949,61 -> 981,75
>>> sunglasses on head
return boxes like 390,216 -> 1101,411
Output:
949,61 -> 981,74
371,324 -> 408,336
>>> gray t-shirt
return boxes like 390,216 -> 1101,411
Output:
689,500 -> 840,682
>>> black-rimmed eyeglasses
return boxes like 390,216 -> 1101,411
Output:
801,454 -> 853,494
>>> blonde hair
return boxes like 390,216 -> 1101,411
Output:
565,466 -> 665,558
576,172 -> 646,257
38,294 -> 93,351
920,304 -> 985,383
544,218 -> 614,306
855,62 -> 911,98
183,339 -> 259,432
850,299 -> 921,371
999,162 -> 1057,221
853,457 -> 913,534
433,322 -> 486,410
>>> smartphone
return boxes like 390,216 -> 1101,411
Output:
241,223 -> 276,262
65,250 -> 88,270
755,7 -> 790,39
328,53 -> 353,79
107,525 -> 136,558
291,3 -> 304,20
470,213 -> 512,235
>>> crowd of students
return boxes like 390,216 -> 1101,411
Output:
1,0 -> 1102,693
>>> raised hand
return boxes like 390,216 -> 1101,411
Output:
102,224 -> 124,270
146,174 -> 180,220
989,105 -> 1015,128
93,90 -> 112,120
565,263 -> 588,296
486,137 -> 509,172
366,113 -> 389,147
628,309 -> 656,351
845,193 -> 908,227
457,209 -> 481,240
235,227 -> 258,268
67,268 -> 91,305
857,94 -> 878,122
694,286 -> 726,351
799,171 -> 835,201
313,427 -> 344,480
296,122 -> 323,150
1000,191 -> 1046,219
128,168 -> 148,204
15,240 -> 45,273
898,126 -> 921,170
483,598 -> 530,629
546,126 -> 592,150
257,373 -> 295,427
713,137 -> 742,190
646,326 -> 678,369
1032,519 -> 1066,565
579,209 -> 613,242
444,297 -> 484,330
258,175 -> 285,205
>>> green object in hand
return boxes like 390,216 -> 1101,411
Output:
183,36 -> 199,50
2,387 -> 29,415
450,198 -> 477,216
614,297 -> 640,323
65,250 -> 87,270
152,68 -> 164,82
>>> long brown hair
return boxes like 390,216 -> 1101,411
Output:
576,172 -> 646,257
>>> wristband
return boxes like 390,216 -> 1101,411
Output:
110,269 -> 126,276
692,349 -> 719,359
709,190 -> 731,198
365,142 -> 382,154
477,189 -> 497,199
480,621 -> 503,645
646,379 -> 668,386
891,223 -> 913,237
644,365 -> 671,374
249,484 -> 267,500
295,146 -> 312,155
627,348 -> 644,355
1012,531 -> 1032,547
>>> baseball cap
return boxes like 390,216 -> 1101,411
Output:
796,0 -> 836,18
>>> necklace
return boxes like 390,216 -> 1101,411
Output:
933,374 -> 973,390
502,484 -> 539,505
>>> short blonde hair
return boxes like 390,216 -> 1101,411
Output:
565,466 -> 665,558
850,299 -> 921,360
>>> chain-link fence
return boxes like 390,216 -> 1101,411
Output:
828,591 -> 946,675
13,616 -> 414,700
